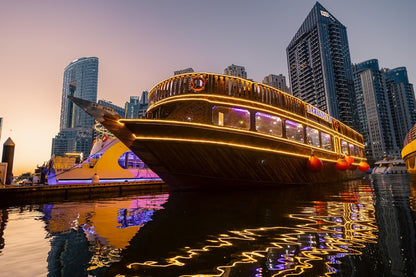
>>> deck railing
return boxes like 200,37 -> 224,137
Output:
149,73 -> 307,117
148,72 -> 363,143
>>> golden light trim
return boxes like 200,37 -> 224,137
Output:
149,94 -> 314,129
133,135 -> 332,162
149,72 -> 304,107
145,94 -> 364,147
131,134 -> 365,164
119,117 -> 365,160
147,72 -> 363,140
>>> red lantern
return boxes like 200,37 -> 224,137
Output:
344,156 -> 354,165
336,158 -> 349,171
307,156 -> 323,172
358,161 -> 370,172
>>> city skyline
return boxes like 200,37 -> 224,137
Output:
1,0 -> 416,175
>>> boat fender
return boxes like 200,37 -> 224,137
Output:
358,161 -> 370,172
336,158 -> 349,171
307,155 -> 323,172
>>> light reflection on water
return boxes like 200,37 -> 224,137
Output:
0,175 -> 415,276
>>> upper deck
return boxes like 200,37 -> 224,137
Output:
148,72 -> 363,144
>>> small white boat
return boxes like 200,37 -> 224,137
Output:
371,159 -> 407,174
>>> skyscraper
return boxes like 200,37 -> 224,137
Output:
51,57 -> 99,157
262,74 -> 290,93
125,91 -> 149,119
138,91 -> 149,118
125,96 -> 140,119
287,2 -> 355,128
384,67 -> 416,148
59,57 -> 99,130
224,64 -> 248,79
352,59 -> 397,162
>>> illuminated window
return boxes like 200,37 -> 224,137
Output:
349,143 -> 354,156
212,106 -> 250,130
354,145 -> 360,156
306,126 -> 320,147
285,120 -> 304,143
341,140 -> 348,155
255,112 -> 282,137
321,132 -> 332,150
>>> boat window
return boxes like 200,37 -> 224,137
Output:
354,145 -> 360,156
349,143 -> 355,156
306,126 -> 320,147
341,140 -> 348,155
255,112 -> 282,137
212,106 -> 250,130
285,120 -> 304,143
321,132 -> 332,150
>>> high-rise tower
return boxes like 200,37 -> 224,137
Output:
51,57 -> 99,157
384,67 -> 416,148
287,2 -> 355,128
262,74 -> 290,93
59,57 -> 98,130
352,59 -> 397,162
224,64 -> 248,79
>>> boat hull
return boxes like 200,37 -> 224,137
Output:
69,96 -> 366,190
116,120 -> 364,190
127,138 -> 364,190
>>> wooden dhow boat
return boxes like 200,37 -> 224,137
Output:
70,72 -> 368,190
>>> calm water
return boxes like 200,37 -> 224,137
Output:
0,175 -> 415,277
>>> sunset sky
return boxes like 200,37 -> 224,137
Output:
1,0 -> 415,175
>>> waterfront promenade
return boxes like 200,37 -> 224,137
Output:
0,180 -> 167,206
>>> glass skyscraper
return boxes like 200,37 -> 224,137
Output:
125,91 -> 149,119
352,59 -> 397,162
287,2 -> 355,128
52,57 -> 99,158
384,67 -> 416,148
59,57 -> 98,130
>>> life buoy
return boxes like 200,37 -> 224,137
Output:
190,76 -> 206,92
333,120 -> 340,131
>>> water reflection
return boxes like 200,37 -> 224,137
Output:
371,174 -> 416,276
44,194 -> 169,276
111,180 -> 379,276
0,176 -> 414,276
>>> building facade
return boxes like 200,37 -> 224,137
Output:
174,68 -> 194,75
262,74 -> 290,93
52,57 -> 99,158
384,67 -> 416,148
59,57 -> 98,130
98,100 -> 125,117
51,128 -> 94,158
352,59 -> 397,162
224,64 -> 248,79
286,2 -> 355,128
125,91 -> 149,119
138,91 -> 149,118
125,96 -> 140,119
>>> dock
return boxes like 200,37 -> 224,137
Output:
0,180 -> 168,207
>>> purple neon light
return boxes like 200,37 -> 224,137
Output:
56,178 -> 162,185
285,120 -> 301,128
256,112 -> 281,121
232,107 -> 250,114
